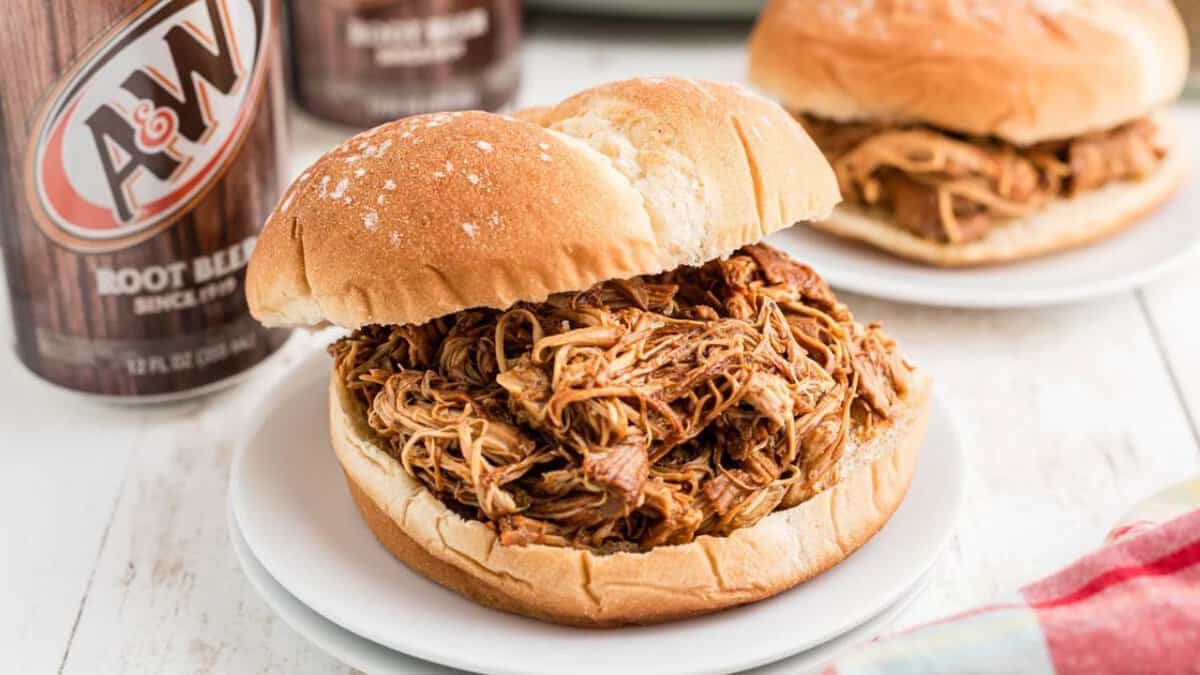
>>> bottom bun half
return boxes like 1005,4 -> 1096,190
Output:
813,149 -> 1185,268
330,370 -> 932,627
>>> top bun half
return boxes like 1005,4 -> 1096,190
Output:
748,0 -> 1189,145
247,78 -> 840,329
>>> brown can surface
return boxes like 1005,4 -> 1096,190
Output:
288,0 -> 523,127
0,0 -> 291,400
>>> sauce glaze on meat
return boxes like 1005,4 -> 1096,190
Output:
332,244 -> 911,553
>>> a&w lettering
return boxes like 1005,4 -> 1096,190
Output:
25,0 -> 271,251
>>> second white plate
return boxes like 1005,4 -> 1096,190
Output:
230,349 -> 965,675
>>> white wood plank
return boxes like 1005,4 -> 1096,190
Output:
57,337 -> 350,675
0,314 -> 137,674
1137,101 -> 1200,447
1140,257 -> 1200,445
833,292 -> 1200,627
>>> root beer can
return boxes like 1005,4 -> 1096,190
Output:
0,0 -> 291,400
287,0 -> 523,127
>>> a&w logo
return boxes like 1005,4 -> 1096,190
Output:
25,0 -> 272,252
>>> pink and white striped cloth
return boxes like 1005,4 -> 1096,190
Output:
823,508 -> 1200,674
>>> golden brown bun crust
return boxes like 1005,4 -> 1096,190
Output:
331,371 -> 931,627
748,0 -> 1189,144
247,78 -> 839,329
813,147 -> 1186,267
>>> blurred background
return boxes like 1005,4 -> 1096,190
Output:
284,1 -> 765,172
283,0 -> 1200,189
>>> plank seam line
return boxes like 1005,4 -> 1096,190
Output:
1136,289 -> 1200,451
56,461 -> 131,675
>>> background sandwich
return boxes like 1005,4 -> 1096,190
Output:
246,77 -> 930,626
748,0 -> 1190,266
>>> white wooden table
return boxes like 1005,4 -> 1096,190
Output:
2,15 -> 1197,674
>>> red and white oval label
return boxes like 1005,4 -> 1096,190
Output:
25,0 -> 272,252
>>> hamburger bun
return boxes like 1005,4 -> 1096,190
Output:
813,142 -> 1187,267
248,78 -> 927,627
331,370 -> 932,627
247,77 -> 839,329
747,0 -> 1189,145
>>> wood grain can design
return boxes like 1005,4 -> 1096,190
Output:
287,0 -> 523,127
0,0 -> 291,400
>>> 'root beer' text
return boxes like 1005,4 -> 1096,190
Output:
94,236 -> 257,315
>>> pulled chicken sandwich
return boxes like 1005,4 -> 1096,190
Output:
749,0 -> 1189,266
246,77 -> 931,626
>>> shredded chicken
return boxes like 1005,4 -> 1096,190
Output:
799,114 -> 1166,244
330,244 -> 912,553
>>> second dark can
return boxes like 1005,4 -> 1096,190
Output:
287,0 -> 523,127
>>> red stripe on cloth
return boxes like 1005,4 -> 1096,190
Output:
1025,510 -> 1200,675
1029,539 -> 1200,610
1033,567 -> 1200,674
1024,509 -> 1200,605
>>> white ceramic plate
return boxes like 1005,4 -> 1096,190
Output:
766,164 -> 1200,309
230,350 -> 965,675
229,509 -> 933,675
527,0 -> 764,19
